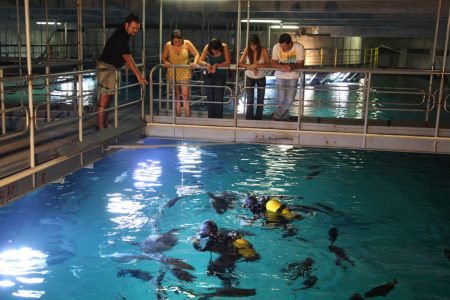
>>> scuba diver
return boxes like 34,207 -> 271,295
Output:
241,195 -> 303,237
243,195 -> 302,220
192,220 -> 260,287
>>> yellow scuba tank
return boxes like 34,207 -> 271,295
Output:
265,198 -> 297,220
233,238 -> 259,260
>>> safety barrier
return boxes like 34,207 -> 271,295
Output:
148,65 -> 447,129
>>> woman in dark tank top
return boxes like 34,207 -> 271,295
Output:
199,38 -> 231,118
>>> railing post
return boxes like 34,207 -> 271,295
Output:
297,70 -> 305,131
363,48 -> 367,67
320,48 -> 324,67
76,0 -> 84,141
426,0 -> 442,123
363,72 -> 372,148
125,68 -> 129,102
369,48 -> 373,67
334,48 -> 338,67
77,70 -> 84,142
24,0 -> 36,184
0,69 -> 5,135
374,48 -> 379,68
149,67 -> 154,123
171,66 -> 176,124
114,69 -> 119,128
433,7 -> 450,151
45,66 -> 51,123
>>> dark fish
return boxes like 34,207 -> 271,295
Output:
308,165 -> 321,169
141,229 -> 178,253
155,269 -> 167,300
292,204 -> 330,215
364,279 -> 398,298
199,288 -> 257,299
282,227 -> 298,238
328,227 -> 338,245
165,195 -> 189,208
160,256 -> 195,270
328,244 -> 355,267
171,267 -> 196,282
117,268 -> 153,282
306,170 -> 321,179
296,236 -> 309,242
281,257 -> 315,281
294,275 -> 317,290
349,293 -> 365,300
444,248 -> 450,261
46,248 -> 75,266
207,191 -> 237,214
104,252 -> 194,271
315,203 -> 336,214
116,293 -> 127,300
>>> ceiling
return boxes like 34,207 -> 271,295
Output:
0,0 -> 448,38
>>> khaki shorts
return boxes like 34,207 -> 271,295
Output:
97,60 -> 118,95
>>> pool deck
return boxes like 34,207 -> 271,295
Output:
146,113 -> 450,154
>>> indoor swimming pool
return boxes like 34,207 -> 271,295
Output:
1,138 -> 450,299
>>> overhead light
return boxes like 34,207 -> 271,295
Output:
241,19 -> 281,24
36,21 -> 61,25
270,25 -> 299,29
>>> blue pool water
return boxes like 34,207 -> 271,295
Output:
1,139 -> 450,299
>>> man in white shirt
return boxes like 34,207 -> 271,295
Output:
271,33 -> 305,121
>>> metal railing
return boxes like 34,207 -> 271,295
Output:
149,64 -> 237,122
147,64 -> 450,137
0,61 -> 145,159
304,47 -> 379,67
1,61 -> 145,138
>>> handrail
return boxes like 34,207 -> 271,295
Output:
1,63 -> 145,140
444,94 -> 450,112
0,106 -> 29,142
148,64 -> 449,131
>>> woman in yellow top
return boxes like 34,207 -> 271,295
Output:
162,30 -> 199,117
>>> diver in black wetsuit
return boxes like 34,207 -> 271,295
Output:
192,220 -> 260,287
242,195 -> 303,237
243,195 -> 302,221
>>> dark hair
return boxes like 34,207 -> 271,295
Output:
170,29 -> 184,45
247,34 -> 262,64
278,33 -> 292,45
207,38 -> 224,55
124,13 -> 141,25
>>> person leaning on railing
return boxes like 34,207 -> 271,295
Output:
161,29 -> 199,117
198,38 -> 231,119
96,13 -> 148,131
271,33 -> 305,121
238,34 -> 271,120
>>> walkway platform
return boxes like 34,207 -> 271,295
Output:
146,114 -> 450,154
0,115 -> 145,206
